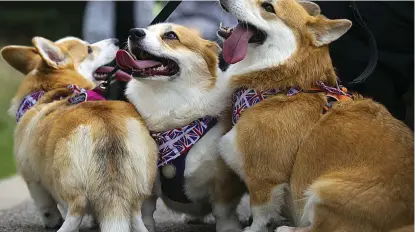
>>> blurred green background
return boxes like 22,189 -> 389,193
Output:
0,2 -> 86,178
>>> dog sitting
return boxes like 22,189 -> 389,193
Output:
217,0 -> 414,231
1,37 -> 158,232
106,23 -> 247,232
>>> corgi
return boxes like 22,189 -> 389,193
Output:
115,23 -> 246,232
217,0 -> 414,232
1,37 -> 158,232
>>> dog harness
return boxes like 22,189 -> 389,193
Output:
232,81 -> 352,125
16,85 -> 105,122
151,116 -> 218,203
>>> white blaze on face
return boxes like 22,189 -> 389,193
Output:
78,39 -> 119,84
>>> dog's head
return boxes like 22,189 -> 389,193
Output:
124,23 -> 221,86
1,36 -> 116,117
56,37 -> 119,85
218,0 -> 351,82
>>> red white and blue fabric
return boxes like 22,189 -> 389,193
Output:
16,90 -> 46,122
232,87 -> 300,125
15,85 -> 105,122
232,81 -> 351,125
151,116 -> 218,168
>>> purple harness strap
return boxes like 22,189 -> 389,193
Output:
16,85 -> 105,122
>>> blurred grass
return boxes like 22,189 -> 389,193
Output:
0,2 -> 85,179
0,51 -> 23,179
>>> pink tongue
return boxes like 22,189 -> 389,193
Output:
223,24 -> 255,64
115,50 -> 162,70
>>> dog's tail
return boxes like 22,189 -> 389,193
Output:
87,120 -> 157,232
88,132 -> 133,232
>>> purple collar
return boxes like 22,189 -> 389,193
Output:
16,84 -> 105,122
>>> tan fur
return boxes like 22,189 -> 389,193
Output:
152,24 -> 221,87
2,37 -> 158,231
226,0 -> 413,231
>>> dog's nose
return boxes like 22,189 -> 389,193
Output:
129,28 -> 146,41
112,38 -> 119,46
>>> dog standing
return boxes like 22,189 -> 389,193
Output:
217,0 -> 414,231
1,37 -> 158,232
114,23 -> 247,232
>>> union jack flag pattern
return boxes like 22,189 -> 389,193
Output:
16,90 -> 45,122
151,116 -> 218,168
232,87 -> 300,125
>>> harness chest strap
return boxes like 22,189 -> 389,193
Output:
151,116 -> 218,203
232,81 -> 353,125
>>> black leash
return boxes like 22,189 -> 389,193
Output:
103,1 -> 182,100
346,1 -> 378,87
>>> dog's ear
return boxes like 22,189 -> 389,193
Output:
298,1 -> 320,16
1,45 -> 41,75
206,41 -> 222,55
32,36 -> 70,69
307,16 -> 352,47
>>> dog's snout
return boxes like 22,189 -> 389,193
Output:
129,28 -> 146,41
112,38 -> 119,46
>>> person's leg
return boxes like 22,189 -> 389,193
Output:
82,1 -> 115,43
115,1 -> 135,43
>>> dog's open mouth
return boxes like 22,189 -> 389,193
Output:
218,21 -> 266,64
118,48 -> 179,78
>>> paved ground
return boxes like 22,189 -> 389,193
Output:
0,176 -> 251,232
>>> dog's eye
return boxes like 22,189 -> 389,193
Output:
261,2 -> 275,14
164,31 -> 179,40
87,46 -> 93,54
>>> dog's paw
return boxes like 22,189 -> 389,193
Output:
40,207 -> 64,229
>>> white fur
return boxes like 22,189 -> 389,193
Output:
127,23 -> 241,232
125,118 -> 155,196
218,0 -> 297,77
213,201 -> 243,232
78,38 -> 118,85
243,184 -> 290,232
132,214 -> 149,232
218,127 -> 246,179
299,189 -> 320,226
57,213 -> 83,232
100,219 -> 130,232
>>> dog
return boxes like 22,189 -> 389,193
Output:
114,23 -> 246,232
217,0 -> 414,231
1,36 -> 158,232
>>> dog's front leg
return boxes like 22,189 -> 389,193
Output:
212,158 -> 246,232
244,183 -> 290,232
141,195 -> 158,232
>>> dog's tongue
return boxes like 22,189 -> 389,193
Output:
115,50 -> 162,70
223,24 -> 255,64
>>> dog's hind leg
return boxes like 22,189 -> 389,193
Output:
27,181 -> 63,229
132,198 -> 150,232
57,195 -> 87,232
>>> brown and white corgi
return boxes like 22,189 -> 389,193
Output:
217,0 -> 414,232
113,23 -> 246,232
1,37 -> 158,232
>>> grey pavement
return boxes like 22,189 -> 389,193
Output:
0,196 -> 251,232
